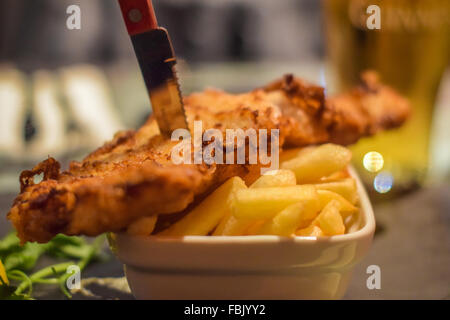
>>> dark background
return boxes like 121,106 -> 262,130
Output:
0,0 -> 324,69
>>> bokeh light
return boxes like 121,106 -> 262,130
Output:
363,151 -> 384,172
374,171 -> 393,193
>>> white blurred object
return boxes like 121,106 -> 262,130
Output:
60,65 -> 124,147
28,70 -> 67,158
430,69 -> 450,182
107,61 -> 149,128
0,66 -> 27,157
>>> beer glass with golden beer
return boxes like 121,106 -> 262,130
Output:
323,0 -> 450,196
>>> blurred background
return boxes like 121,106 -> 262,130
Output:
0,0 -> 449,299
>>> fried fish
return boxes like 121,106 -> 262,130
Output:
8,72 -> 410,243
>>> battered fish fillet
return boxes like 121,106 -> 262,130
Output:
263,71 -> 410,146
8,72 -> 410,243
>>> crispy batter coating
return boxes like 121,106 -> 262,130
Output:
8,73 -> 410,243
263,71 -> 410,146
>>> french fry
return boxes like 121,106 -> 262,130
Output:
250,169 -> 296,188
315,178 -> 358,204
126,215 -> 158,236
160,177 -> 247,236
0,259 -> 9,285
217,215 -> 254,236
255,202 -> 312,236
281,143 -> 352,183
313,200 -> 345,236
212,211 -> 232,235
213,211 -> 254,236
296,225 -> 324,237
317,189 -> 358,218
279,147 -> 314,164
244,220 -> 267,235
233,185 -> 320,220
320,170 -> 350,182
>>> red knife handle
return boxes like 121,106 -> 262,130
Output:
118,0 -> 158,35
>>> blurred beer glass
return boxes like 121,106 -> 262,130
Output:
323,0 -> 450,196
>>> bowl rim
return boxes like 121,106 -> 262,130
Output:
115,166 -> 375,245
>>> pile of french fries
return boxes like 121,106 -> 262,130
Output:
127,144 -> 360,237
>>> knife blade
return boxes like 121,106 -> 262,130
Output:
118,0 -> 188,137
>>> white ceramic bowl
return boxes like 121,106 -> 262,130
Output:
110,168 -> 375,299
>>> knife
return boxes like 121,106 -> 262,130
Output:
118,0 -> 188,137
